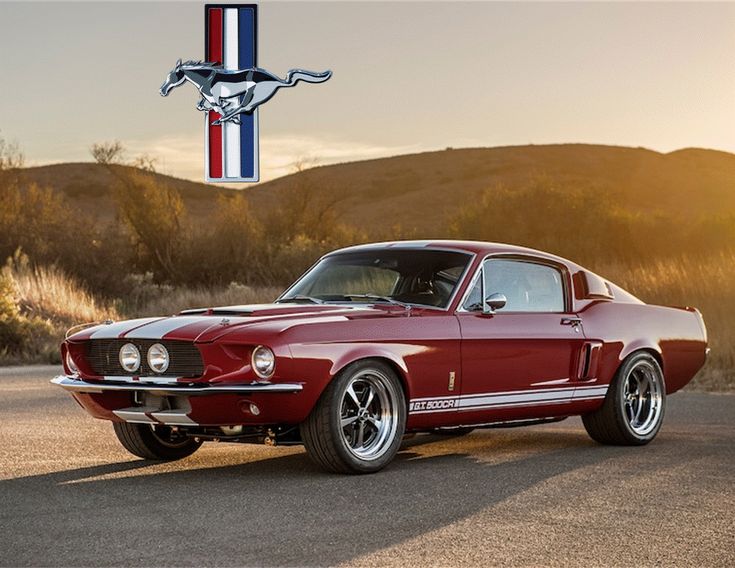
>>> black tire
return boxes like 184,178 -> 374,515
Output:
300,360 -> 406,474
582,352 -> 666,446
431,427 -> 475,436
113,422 -> 202,460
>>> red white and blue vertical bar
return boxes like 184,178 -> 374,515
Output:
205,4 -> 259,182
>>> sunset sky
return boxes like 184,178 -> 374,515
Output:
1,1 -> 734,183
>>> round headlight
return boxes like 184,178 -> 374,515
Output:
147,343 -> 170,374
119,343 -> 141,373
251,345 -> 275,380
65,350 -> 79,374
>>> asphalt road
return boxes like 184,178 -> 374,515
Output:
1,366 -> 733,567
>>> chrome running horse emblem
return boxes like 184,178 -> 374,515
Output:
161,4 -> 332,183
160,60 -> 332,125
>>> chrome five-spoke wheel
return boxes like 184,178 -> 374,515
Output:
622,360 -> 663,437
582,352 -> 666,445
301,360 -> 406,473
339,371 -> 400,461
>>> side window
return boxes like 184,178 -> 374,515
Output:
463,259 -> 566,312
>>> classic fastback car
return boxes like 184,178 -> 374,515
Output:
53,241 -> 708,474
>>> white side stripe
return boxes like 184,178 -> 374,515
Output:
409,385 -> 609,415
411,384 -> 606,404
458,389 -> 573,409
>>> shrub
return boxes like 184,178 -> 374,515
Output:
0,267 -> 55,362
0,256 -> 117,364
111,168 -> 185,282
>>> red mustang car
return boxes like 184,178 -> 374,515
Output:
53,240 -> 708,474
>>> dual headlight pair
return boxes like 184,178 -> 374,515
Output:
119,343 -> 275,379
119,343 -> 170,374
70,342 -> 275,380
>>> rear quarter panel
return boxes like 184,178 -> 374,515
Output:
579,301 -> 707,394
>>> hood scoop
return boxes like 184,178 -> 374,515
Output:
178,303 -> 358,318
180,307 -> 255,316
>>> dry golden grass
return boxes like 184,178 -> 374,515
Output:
595,253 -> 734,392
11,263 -> 118,325
0,263 -> 280,363
0,261 -> 118,364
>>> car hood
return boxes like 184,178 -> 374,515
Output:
68,303 -> 403,343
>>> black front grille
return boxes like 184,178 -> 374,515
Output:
84,339 -> 204,378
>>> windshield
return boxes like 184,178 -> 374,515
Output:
280,249 -> 472,308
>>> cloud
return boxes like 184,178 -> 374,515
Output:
123,134 -> 421,183
124,135 -> 203,181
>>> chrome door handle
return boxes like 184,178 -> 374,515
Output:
561,317 -> 582,332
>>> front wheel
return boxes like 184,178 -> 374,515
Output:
301,360 -> 406,474
113,422 -> 202,460
582,352 -> 666,445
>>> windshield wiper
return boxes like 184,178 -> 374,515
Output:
343,294 -> 411,310
275,295 -> 324,305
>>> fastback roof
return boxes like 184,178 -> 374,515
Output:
330,239 -> 571,262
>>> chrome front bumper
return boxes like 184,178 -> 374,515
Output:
50,375 -> 303,396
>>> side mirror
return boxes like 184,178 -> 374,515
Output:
483,292 -> 507,315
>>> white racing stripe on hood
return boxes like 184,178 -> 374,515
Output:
123,316 -> 214,339
89,318 -> 164,340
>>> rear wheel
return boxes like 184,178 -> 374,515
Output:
113,422 -> 202,460
301,360 -> 406,474
582,352 -> 666,445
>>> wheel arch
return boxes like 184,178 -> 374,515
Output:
640,348 -> 664,372
611,345 -> 666,394
329,352 -> 412,402
618,342 -> 664,374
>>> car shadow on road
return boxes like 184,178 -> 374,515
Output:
0,428 -> 650,566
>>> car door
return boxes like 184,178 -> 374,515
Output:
455,256 -> 587,424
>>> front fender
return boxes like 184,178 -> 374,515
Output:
329,345 -> 408,378
286,342 -> 419,402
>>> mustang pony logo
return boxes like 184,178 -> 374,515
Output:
160,4 -> 332,182
160,59 -> 332,125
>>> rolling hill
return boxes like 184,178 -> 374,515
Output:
18,144 -> 735,232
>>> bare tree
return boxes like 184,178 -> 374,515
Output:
290,156 -> 319,174
130,153 -> 158,173
90,140 -> 125,165
0,134 -> 25,170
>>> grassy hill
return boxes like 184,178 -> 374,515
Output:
19,144 -> 735,232
18,163 -> 235,223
